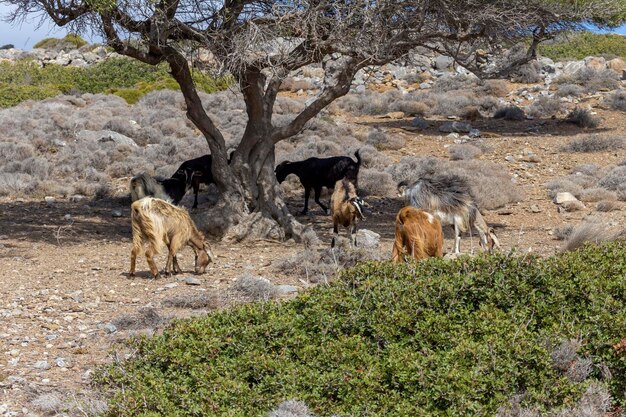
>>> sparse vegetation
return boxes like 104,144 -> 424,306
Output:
604,89 -> 626,111
494,106 -> 525,121
95,243 -> 626,416
0,57 -> 232,108
561,135 -> 625,153
565,108 -> 600,128
33,34 -> 88,50
448,144 -> 483,160
538,32 -> 626,61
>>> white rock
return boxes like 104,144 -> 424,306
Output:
555,192 -> 579,204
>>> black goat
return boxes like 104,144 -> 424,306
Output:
275,150 -> 361,215
130,172 -> 192,205
172,155 -> 213,209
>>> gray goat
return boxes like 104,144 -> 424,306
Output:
397,174 -> 500,254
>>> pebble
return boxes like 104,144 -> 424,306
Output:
164,283 -> 178,289
184,277 -> 202,286
111,209 -> 123,218
103,323 -> 117,334
33,360 -> 50,370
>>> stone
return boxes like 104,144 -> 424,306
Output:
555,192 -> 579,204
164,283 -> 178,289
76,129 -> 138,147
184,277 -> 202,286
439,121 -> 472,133
584,56 -> 606,71
419,82 -> 432,89
356,229 -> 380,248
54,357 -> 68,367
33,360 -> 50,370
434,55 -> 454,70
103,323 -> 117,334
561,61 -> 585,77
530,204 -> 542,213
468,129 -> 481,138
44,196 -> 56,204
607,58 -> 626,74
275,285 -> 299,295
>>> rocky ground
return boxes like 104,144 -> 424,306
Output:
1,102 -> 626,416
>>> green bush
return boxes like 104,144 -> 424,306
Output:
33,34 -> 88,50
95,241 -> 626,416
539,32 -> 626,60
0,58 -> 233,107
0,83 -> 64,107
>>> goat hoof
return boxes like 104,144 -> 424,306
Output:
129,273 -> 135,279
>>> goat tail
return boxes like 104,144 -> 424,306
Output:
131,198 -> 165,256
354,149 -> 362,169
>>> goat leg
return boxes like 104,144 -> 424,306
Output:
454,222 -> 462,254
331,222 -> 338,248
129,246 -> 139,277
172,255 -> 182,274
145,248 -> 161,279
192,182 -> 200,209
301,188 -> 311,215
350,224 -> 357,247
314,187 -> 329,214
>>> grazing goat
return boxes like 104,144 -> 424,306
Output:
398,174 -> 500,254
275,150 -> 361,215
330,179 -> 365,247
391,206 -> 443,262
130,172 -> 192,205
129,197 -> 214,279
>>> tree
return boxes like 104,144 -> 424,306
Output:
3,0 -> 625,240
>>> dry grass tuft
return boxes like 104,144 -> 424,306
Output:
561,135 -> 625,153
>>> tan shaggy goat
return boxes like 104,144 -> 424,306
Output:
391,206 -> 444,263
130,197 -> 214,279
330,179 -> 365,247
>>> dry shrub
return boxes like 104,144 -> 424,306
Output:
528,96 -> 563,118
432,92 -> 476,117
599,166 -> 626,193
359,169 -> 397,197
161,293 -> 220,309
556,84 -> 584,97
553,224 -> 574,241
111,307 -> 165,330
551,383 -> 611,417
494,106 -> 525,121
478,79 -> 509,97
596,200 -> 620,212
511,62 -> 542,84
579,188 -> 617,203
273,239 -> 383,284
566,108 -> 600,128
604,89 -> 626,111
561,220 -> 621,252
461,106 -> 482,121
300,227 -> 320,249
233,274 -> 280,300
546,178 -> 583,199
388,100 -> 429,116
267,400 -> 314,417
366,130 -> 405,150
571,164 -> 604,178
431,75 -> 477,93
448,144 -> 483,161
561,135 -> 625,153
356,145 -> 392,170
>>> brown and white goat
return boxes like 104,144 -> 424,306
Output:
391,206 -> 444,262
330,179 -> 365,247
129,197 -> 214,279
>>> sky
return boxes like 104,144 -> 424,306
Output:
1,3 -> 626,50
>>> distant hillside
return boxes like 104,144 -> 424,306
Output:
539,31 -> 626,61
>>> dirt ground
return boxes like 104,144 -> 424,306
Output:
1,107 -> 625,415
